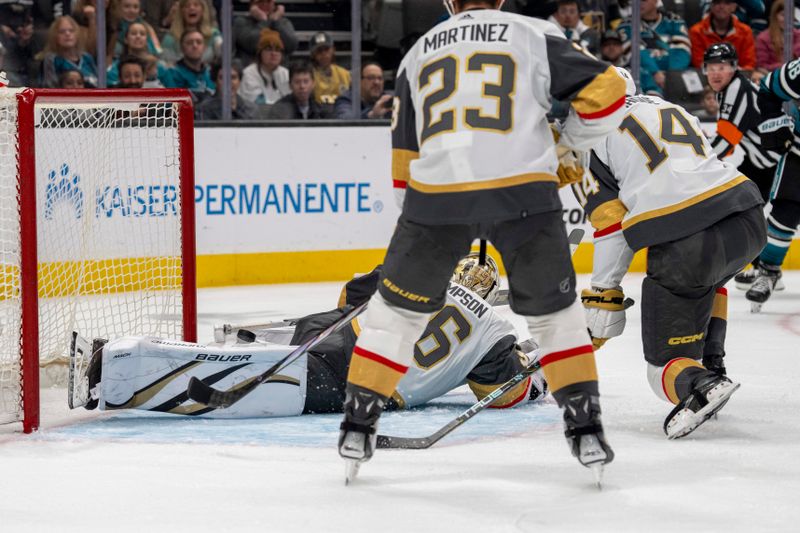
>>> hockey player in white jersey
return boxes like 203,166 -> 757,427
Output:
70,257 -> 547,419
339,0 -> 628,484
575,68 -> 766,439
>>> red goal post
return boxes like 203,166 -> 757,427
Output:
1,88 -> 197,433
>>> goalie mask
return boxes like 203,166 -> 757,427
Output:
443,0 -> 505,16
451,253 -> 500,304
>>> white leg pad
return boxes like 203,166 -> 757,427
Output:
524,300 -> 592,355
355,292 -> 432,368
647,363 -> 672,403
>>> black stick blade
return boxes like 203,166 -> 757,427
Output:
187,376 -> 214,406
376,434 -> 432,450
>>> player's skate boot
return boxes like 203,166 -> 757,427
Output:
664,373 -> 740,439
735,261 -> 784,291
562,391 -> 614,487
339,385 -> 386,484
701,353 -> 726,376
745,265 -> 782,313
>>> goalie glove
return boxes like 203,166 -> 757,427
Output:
757,114 -> 794,153
581,287 -> 626,349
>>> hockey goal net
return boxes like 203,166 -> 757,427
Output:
0,88 -> 196,433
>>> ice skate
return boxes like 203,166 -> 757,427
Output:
339,386 -> 385,485
734,265 -> 784,291
562,391 -> 614,488
746,266 -> 782,313
68,333 -> 106,410
664,374 -> 740,439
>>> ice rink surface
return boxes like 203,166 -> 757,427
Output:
1,273 -> 799,532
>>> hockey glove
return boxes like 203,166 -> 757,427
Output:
581,287 -> 626,349
551,123 -> 588,188
757,114 -> 794,153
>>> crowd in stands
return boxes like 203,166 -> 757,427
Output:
2,0 -> 800,121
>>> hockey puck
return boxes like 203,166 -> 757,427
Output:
237,329 -> 256,343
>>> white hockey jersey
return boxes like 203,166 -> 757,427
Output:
391,8 -> 627,223
578,95 -> 763,252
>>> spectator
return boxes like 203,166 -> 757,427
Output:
112,0 -> 163,59
116,54 -> 146,88
161,0 -> 222,65
143,0 -> 179,37
756,0 -> 800,73
142,54 -> 166,87
233,0 -> 297,60
269,61 -> 331,119
239,29 -> 290,105
690,0 -> 756,70
617,0 -> 690,94
0,6 -> 36,86
58,69 -> 86,88
196,59 -> 259,120
548,0 -> 600,56
39,16 -> 99,88
698,84 -> 720,120
701,0 -> 768,35
599,29 -> 626,66
163,29 -> 215,103
334,62 -> 392,120
107,22 -> 170,86
309,31 -> 351,108
70,0 -> 102,61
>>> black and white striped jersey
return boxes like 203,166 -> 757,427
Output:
711,73 -> 780,170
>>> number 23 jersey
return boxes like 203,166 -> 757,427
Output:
581,95 -> 763,250
391,9 -> 626,224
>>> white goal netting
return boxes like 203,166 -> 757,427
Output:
0,89 -> 191,427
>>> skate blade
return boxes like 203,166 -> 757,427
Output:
344,459 -> 361,486
667,383 -> 740,440
750,301 -> 763,313
590,463 -> 604,490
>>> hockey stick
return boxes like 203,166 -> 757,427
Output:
186,302 -> 367,408
376,360 -> 542,449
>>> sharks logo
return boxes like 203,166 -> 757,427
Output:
44,164 -> 84,220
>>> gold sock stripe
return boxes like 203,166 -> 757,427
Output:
347,351 -> 407,399
541,352 -> 598,393
662,358 -> 704,404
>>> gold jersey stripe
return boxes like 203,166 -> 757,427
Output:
623,175 -> 750,230
392,148 -> 419,184
571,66 -> 627,117
662,358 -> 704,404
590,199 -> 628,232
540,352 -> 598,392
409,172 -> 558,194
348,352 -> 407,398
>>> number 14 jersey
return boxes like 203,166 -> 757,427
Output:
581,95 -> 763,250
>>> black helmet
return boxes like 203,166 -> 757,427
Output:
703,42 -> 738,69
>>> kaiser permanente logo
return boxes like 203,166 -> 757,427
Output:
44,163 -> 180,219
194,181 -> 381,215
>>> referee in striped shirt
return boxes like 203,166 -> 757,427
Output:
705,42 -> 781,202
